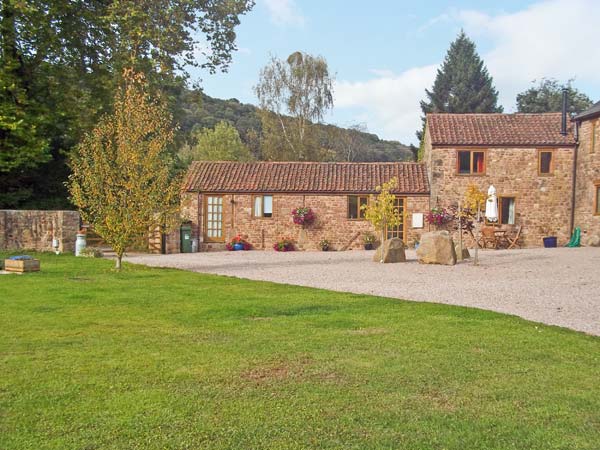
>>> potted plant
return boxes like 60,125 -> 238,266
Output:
540,226 -> 557,248
226,235 -> 252,251
291,207 -> 315,226
362,232 -> 376,250
273,237 -> 295,252
319,239 -> 330,251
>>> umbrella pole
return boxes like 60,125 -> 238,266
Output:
457,201 -> 463,262
474,200 -> 480,266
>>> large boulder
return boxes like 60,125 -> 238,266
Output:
417,231 -> 457,265
585,234 -> 600,247
373,238 -> 406,263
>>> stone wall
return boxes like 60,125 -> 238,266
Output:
574,117 -> 600,241
183,192 -> 430,251
423,128 -> 575,247
0,210 -> 80,253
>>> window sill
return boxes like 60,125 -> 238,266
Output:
456,173 -> 486,176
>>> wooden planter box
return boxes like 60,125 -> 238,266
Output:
4,259 -> 40,273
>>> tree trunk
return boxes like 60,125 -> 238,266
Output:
115,253 -> 122,270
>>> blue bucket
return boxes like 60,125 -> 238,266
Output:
543,236 -> 557,248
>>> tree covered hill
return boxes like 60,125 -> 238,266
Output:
179,90 -> 415,162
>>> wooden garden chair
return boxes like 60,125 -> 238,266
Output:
505,225 -> 523,249
479,226 -> 499,249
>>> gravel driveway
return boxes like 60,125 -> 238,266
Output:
125,247 -> 600,336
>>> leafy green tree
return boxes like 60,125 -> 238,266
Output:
0,0 -> 254,208
69,71 -> 181,270
178,121 -> 252,165
516,79 -> 593,114
254,51 -> 334,161
417,31 -> 502,158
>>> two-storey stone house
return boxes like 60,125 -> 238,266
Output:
422,101 -> 600,247
573,101 -> 600,240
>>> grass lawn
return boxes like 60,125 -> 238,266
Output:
1,253 -> 599,449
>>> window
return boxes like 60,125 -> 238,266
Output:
538,150 -> 554,175
592,121 -> 597,154
499,197 -> 516,225
348,195 -> 368,219
595,184 -> 600,216
253,195 -> 273,218
457,150 -> 485,174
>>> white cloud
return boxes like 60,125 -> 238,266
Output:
335,65 -> 437,144
458,0 -> 600,111
334,0 -> 600,144
262,0 -> 305,27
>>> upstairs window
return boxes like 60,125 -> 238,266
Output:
457,150 -> 485,175
348,195 -> 368,219
253,195 -> 273,218
592,121 -> 597,154
538,150 -> 554,175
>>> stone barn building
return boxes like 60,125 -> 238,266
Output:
177,161 -> 430,252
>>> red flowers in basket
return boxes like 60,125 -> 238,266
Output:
291,207 -> 315,226
273,237 -> 295,252
226,234 -> 252,251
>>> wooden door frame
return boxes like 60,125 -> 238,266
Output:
203,194 -> 225,242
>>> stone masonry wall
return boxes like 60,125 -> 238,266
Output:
574,117 -> 600,240
423,130 -> 575,247
185,192 -> 430,251
0,210 -> 80,253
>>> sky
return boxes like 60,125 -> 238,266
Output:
189,0 -> 600,145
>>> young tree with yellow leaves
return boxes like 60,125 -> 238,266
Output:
69,70 -> 181,269
362,177 -> 403,262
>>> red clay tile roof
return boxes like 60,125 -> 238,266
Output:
427,112 -> 576,147
183,161 -> 429,194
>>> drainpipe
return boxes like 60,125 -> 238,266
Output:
569,120 -> 579,236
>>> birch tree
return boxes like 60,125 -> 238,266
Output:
254,51 -> 334,161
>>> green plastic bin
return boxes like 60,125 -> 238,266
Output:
180,224 -> 192,253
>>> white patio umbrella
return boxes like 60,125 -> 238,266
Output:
485,185 -> 498,223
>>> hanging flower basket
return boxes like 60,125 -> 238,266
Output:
425,207 -> 454,227
291,207 -> 315,226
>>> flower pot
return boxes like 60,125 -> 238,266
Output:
543,236 -> 557,248
233,243 -> 245,251
364,243 -> 373,250
321,246 -> 329,252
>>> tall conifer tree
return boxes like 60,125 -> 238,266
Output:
416,31 -> 502,155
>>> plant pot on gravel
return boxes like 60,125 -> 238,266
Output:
543,236 -> 557,248
362,232 -> 376,250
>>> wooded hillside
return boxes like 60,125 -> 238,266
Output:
180,90 -> 414,162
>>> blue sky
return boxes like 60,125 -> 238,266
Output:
190,0 -> 600,145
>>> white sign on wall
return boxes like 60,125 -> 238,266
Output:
412,213 -> 424,229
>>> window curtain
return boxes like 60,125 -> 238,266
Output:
254,197 -> 262,217
508,199 -> 515,225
